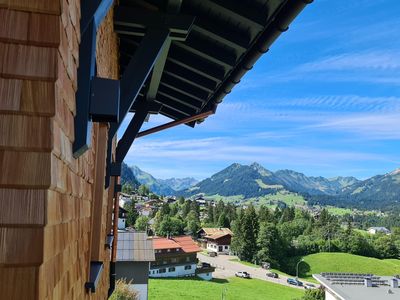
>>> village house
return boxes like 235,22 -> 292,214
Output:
150,236 -> 214,280
116,231 -> 155,300
198,228 -> 234,254
367,227 -> 391,235
118,206 -> 128,229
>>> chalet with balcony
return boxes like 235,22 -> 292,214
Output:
150,236 -> 203,278
198,228 -> 234,254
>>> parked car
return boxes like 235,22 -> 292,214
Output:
200,262 -> 211,268
287,278 -> 303,286
235,271 -> 251,279
261,262 -> 271,269
266,272 -> 279,278
208,251 -> 217,257
304,283 -> 315,289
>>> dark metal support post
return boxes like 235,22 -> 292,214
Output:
73,20 -> 97,157
115,100 -> 150,163
108,27 -> 171,141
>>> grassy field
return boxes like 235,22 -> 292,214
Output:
149,277 -> 304,300
231,253 -> 400,283
296,252 -> 400,281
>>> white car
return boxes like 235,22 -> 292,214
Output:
235,271 -> 251,279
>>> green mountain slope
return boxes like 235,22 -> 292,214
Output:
130,165 -> 176,195
121,162 -> 140,188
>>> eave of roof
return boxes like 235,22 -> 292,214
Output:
116,0 -> 312,125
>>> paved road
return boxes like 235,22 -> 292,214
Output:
197,253 -> 316,290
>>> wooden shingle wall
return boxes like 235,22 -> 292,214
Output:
0,1 -> 119,299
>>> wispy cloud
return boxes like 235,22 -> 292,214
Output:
299,51 -> 400,72
306,113 -> 400,140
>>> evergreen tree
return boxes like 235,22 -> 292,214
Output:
124,201 -> 139,227
217,212 -> 230,228
256,222 -> 282,268
206,202 -> 214,225
240,204 -> 259,261
231,208 -> 245,257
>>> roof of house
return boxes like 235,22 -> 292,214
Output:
116,0 -> 312,125
117,231 -> 155,262
313,273 -> 400,300
200,227 -> 233,235
368,227 -> 390,231
152,235 -> 201,253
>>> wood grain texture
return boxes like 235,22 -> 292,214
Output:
0,189 -> 46,226
0,8 -> 29,43
8,0 -> 60,15
0,266 -> 38,299
0,227 -> 43,266
29,12 -> 60,47
2,43 -> 57,81
0,114 -> 51,151
0,150 -> 51,188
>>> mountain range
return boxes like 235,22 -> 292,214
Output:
121,162 -> 400,211
128,165 -> 198,195
177,163 -> 400,211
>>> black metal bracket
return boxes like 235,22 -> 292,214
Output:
73,0 -> 119,158
104,6 -> 195,187
105,234 -> 114,250
85,261 -> 104,293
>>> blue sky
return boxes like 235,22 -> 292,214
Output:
121,0 -> 400,180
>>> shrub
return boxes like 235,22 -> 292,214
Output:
109,279 -> 139,300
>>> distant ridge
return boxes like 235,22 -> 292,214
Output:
176,162 -> 400,210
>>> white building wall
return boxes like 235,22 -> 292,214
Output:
207,242 -> 230,253
197,272 -> 213,281
130,284 -> 148,300
118,218 -> 126,229
149,263 -> 197,278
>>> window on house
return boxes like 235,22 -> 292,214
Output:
225,246 -> 228,249
167,249 -> 171,252
184,265 -> 192,270
162,260 -> 167,265
159,268 -> 166,273
186,257 -> 191,262
171,258 -> 177,263
168,267 -> 176,272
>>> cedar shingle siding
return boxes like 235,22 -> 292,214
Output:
0,1 -> 118,299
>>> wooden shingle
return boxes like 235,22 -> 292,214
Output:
2,43 -> 57,81
29,12 -> 60,47
0,8 -> 29,43
8,0 -> 60,15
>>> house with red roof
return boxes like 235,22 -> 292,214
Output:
150,236 -> 214,280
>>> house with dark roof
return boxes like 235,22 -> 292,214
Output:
150,236 -> 214,279
198,228 -> 234,254
116,231 -> 155,300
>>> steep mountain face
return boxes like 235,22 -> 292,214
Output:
130,165 -> 176,195
179,162 -> 285,198
121,162 -> 140,188
274,170 -> 360,195
158,177 -> 198,191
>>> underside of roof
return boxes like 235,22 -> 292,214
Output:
115,0 -> 312,126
